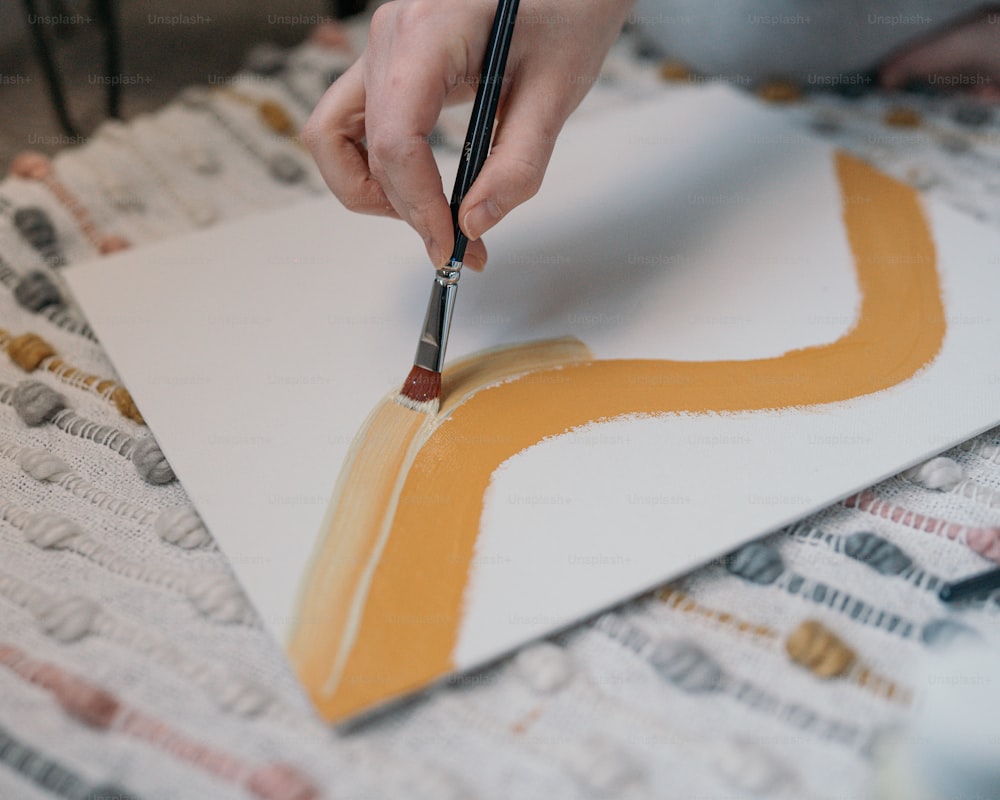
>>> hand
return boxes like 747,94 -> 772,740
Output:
880,8 -> 1000,99
303,0 -> 634,270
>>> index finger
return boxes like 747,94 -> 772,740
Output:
303,58 -> 397,217
362,8 -> 472,264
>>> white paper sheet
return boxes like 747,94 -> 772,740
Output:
65,86 -> 1000,715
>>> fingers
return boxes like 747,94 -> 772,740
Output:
303,3 -> 473,268
463,237 -> 488,272
303,32 -> 489,270
454,0 -> 633,243
458,72 -> 562,243
305,0 -> 632,273
302,59 -> 397,218
881,41 -> 962,90
880,11 -> 1000,91
364,1 -> 475,266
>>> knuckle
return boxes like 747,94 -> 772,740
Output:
392,0 -> 434,30
365,145 -> 389,184
367,2 -> 398,39
407,197 -> 441,232
371,0 -> 437,50
367,130 -> 421,171
505,156 -> 544,201
342,180 -> 386,214
300,114 -> 325,156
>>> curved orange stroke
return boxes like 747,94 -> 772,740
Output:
308,152 -> 943,720
287,338 -> 594,703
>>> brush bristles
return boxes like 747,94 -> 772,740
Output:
397,365 -> 441,414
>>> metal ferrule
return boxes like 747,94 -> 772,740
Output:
413,259 -> 463,372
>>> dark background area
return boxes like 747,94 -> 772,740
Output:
0,0 -> 367,171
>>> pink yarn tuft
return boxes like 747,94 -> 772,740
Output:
248,763 -> 321,800
845,490 -> 1000,562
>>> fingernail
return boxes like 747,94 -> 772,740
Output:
462,199 -> 502,241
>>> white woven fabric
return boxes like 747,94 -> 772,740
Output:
0,22 -> 998,800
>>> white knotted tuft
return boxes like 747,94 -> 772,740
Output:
514,641 -> 574,694
154,506 -> 212,549
902,456 -> 965,491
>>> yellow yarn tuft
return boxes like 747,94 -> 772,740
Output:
785,620 -> 856,678
112,386 -> 145,425
259,100 -> 295,136
7,332 -> 56,372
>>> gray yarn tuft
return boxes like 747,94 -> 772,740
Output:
726,541 -> 784,585
953,104 -> 992,128
844,531 -> 912,576
81,785 -> 140,800
131,437 -> 176,484
14,270 -> 62,311
922,618 -> 981,650
12,380 -> 67,426
269,153 -> 305,184
649,639 -> 723,693
12,207 -> 58,250
244,42 -> 287,75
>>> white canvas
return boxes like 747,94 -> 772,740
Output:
64,85 -> 1000,720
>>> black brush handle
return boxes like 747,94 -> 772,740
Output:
448,0 -> 520,264
940,566 -> 1000,603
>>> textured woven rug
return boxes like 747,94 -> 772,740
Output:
0,18 -> 998,800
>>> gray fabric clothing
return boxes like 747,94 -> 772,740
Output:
631,0 -> 989,84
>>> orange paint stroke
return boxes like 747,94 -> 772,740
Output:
289,338 -> 594,704
290,152 -> 944,721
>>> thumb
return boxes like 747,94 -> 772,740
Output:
458,92 -> 560,241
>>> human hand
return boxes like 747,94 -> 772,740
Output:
880,7 -> 1000,99
303,0 -> 634,271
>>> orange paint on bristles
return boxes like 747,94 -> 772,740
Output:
399,364 -> 441,408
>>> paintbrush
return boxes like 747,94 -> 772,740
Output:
398,0 -> 521,413
939,566 -> 1000,603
